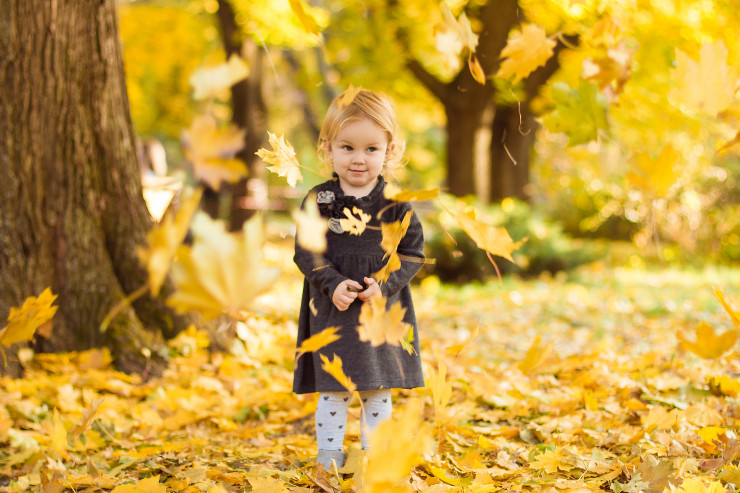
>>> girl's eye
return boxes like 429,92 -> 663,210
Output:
342,145 -> 353,151
367,147 -> 377,152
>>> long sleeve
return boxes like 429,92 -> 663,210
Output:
294,240 -> 346,299
380,205 -> 425,299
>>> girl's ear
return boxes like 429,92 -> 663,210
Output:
385,142 -> 395,162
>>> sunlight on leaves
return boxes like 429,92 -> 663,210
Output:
293,194 -> 328,253
319,354 -> 356,393
496,23 -> 556,82
677,321 -> 737,359
0,288 -> 57,348
295,327 -> 340,361
257,131 -> 303,188
542,81 -> 609,145
183,115 -> 247,190
357,296 -> 411,347
137,187 -> 202,296
670,41 -> 737,117
189,55 -> 249,101
167,213 -> 279,320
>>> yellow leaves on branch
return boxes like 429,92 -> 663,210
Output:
295,327 -> 340,361
0,288 -> 57,348
293,194 -> 328,253
319,354 -> 356,393
670,41 -> 738,117
257,132 -> 304,188
497,23 -> 556,82
183,115 -> 247,190
677,321 -> 737,359
189,55 -> 249,101
357,296 -> 411,347
167,213 -> 279,320
137,187 -> 202,296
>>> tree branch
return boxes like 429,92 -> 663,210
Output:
405,59 -> 448,102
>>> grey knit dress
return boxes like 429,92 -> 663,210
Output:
292,176 -> 425,394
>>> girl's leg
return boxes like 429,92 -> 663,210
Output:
358,389 -> 392,450
315,391 -> 352,468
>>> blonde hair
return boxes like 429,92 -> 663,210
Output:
318,88 -> 406,180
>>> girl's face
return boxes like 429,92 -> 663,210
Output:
327,118 -> 390,197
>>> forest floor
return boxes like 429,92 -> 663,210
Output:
1,241 -> 739,492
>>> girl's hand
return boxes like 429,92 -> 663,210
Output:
358,277 -> 381,302
332,279 -> 364,311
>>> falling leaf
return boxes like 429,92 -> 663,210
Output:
0,288 -> 58,347
340,207 -> 371,236
434,3 -> 478,72
183,115 -> 247,190
516,335 -> 553,373
583,43 -> 632,97
309,298 -> 318,317
71,398 -> 105,439
288,0 -> 320,35
496,24 -> 556,82
167,213 -> 279,320
373,211 -> 412,283
427,361 -> 452,421
257,132 -> 303,188
189,55 -> 249,101
677,321 -> 737,359
670,41 -> 737,117
627,145 -> 681,198
364,399 -> 432,492
136,187 -> 203,295
446,326 -> 480,357
383,183 -> 441,202
295,327 -> 341,361
542,81 -> 609,145
468,54 -> 486,84
713,287 -> 740,326
293,195 -> 328,253
357,296 -> 411,347
337,84 -> 362,109
319,354 -> 356,393
452,205 -> 526,263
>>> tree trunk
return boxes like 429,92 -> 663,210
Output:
0,0 -> 189,376
217,0 -> 268,231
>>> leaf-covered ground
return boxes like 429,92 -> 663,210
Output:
2,242 -> 739,492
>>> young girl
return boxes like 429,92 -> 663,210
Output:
293,88 -> 425,469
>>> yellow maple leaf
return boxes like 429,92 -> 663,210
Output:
0,288 -> 58,347
673,478 -> 727,493
51,408 -> 70,460
641,406 -> 682,430
357,296 -> 411,347
383,183 -> 440,202
136,187 -> 202,295
627,145 -> 681,198
455,206 -> 526,263
293,195 -> 328,253
364,399 -> 432,492
709,375 -> 740,397
373,211 -> 412,283
434,3 -> 478,72
427,361 -> 452,421
167,213 -> 279,320
248,476 -> 285,493
529,448 -> 573,474
496,24 -> 556,82
295,327 -> 341,361
189,55 -> 249,101
183,114 -> 247,190
677,321 -> 737,359
257,131 -> 303,188
337,84 -> 362,109
713,287 -> 740,327
110,475 -> 166,493
670,41 -> 737,117
340,207 -> 371,236
288,0 -> 320,35
319,354 -> 356,393
516,335 -> 553,373
446,325 -> 480,357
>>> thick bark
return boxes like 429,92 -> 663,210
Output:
0,0 -> 189,376
217,0 -> 268,231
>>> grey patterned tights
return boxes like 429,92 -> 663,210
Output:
315,389 -> 392,451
